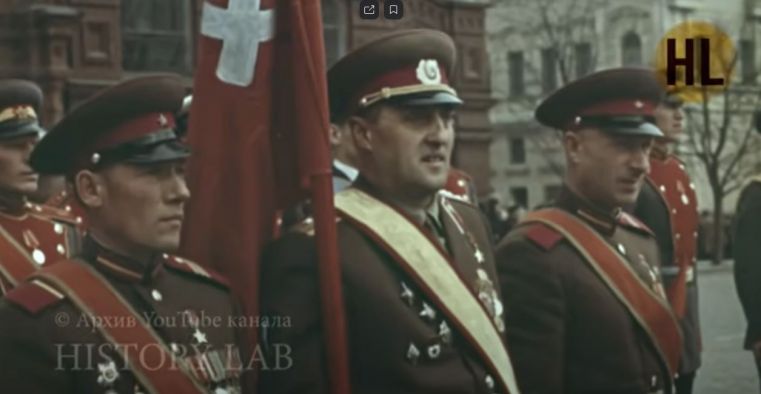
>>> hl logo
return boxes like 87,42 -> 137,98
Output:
655,21 -> 736,103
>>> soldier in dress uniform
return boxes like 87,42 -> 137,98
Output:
259,29 -> 519,394
495,68 -> 683,394
0,75 -> 245,393
733,110 -> 761,392
632,87 -> 701,393
0,79 -> 81,296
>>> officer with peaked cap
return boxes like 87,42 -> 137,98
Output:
633,82 -> 701,394
0,79 -> 81,296
495,68 -> 683,393
0,75 -> 246,393
260,29 -> 519,394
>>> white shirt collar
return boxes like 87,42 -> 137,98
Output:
334,159 -> 359,182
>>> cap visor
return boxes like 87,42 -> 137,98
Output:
124,140 -> 190,165
392,91 -> 463,107
604,122 -> 664,138
0,121 -> 43,140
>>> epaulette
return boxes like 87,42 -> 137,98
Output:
618,212 -> 655,237
5,279 -> 66,315
438,189 -> 472,205
524,223 -> 564,251
29,203 -> 82,226
163,255 -> 231,290
440,193 -> 476,210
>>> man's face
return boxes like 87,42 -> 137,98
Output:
0,134 -> 39,195
355,104 -> 456,200
567,128 -> 653,209
94,160 -> 189,254
654,103 -> 684,140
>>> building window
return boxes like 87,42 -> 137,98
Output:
511,187 -> 528,208
323,0 -> 347,67
574,43 -> 593,78
508,51 -> 525,96
542,47 -> 558,93
510,137 -> 526,164
122,0 -> 192,74
621,31 -> 642,66
741,39 -> 756,83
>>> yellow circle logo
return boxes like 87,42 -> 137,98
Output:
654,20 -> 735,103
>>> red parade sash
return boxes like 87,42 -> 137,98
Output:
31,260 -> 207,394
335,188 -> 520,394
522,208 -> 682,376
0,223 -> 42,289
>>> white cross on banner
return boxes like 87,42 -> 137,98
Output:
201,0 -> 276,87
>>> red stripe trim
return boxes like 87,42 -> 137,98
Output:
92,112 -> 176,152
578,99 -> 657,117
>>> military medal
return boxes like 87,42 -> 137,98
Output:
97,358 -> 120,390
22,229 -> 45,265
194,328 -> 209,344
419,302 -> 436,321
400,281 -> 414,306
441,199 -> 505,331
438,320 -> 452,344
475,269 -> 505,332
471,237 -> 485,264
406,343 -> 421,364
427,343 -> 441,359
185,310 -> 209,345
637,254 -> 666,299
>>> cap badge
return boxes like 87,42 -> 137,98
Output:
158,113 -> 168,127
0,105 -> 37,123
416,59 -> 442,85
634,100 -> 644,109
12,106 -> 36,120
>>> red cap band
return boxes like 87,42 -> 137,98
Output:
72,112 -> 176,171
92,112 -> 176,151
578,99 -> 657,117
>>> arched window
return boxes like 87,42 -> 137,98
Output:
323,0 -> 347,67
621,31 -> 642,66
122,0 -> 192,74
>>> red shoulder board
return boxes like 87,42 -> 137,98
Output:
524,223 -> 564,250
163,255 -> 231,289
30,203 -> 82,226
618,212 -> 655,236
5,280 -> 65,314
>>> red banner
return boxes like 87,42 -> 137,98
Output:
181,1 -> 348,392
